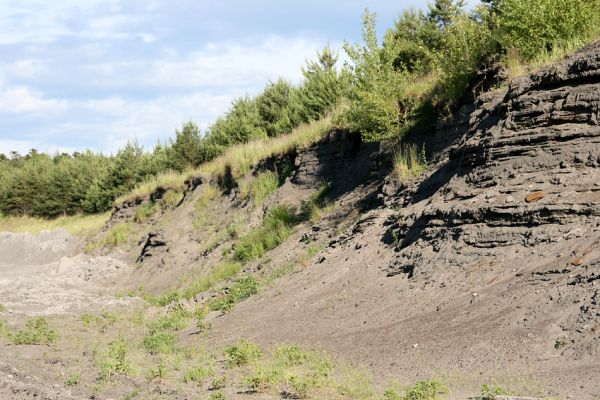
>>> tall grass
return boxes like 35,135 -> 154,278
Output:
393,144 -> 427,181
0,213 -> 109,237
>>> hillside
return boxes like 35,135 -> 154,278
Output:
0,42 -> 599,400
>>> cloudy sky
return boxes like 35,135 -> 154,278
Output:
0,0 -> 451,155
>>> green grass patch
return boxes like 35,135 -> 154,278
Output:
480,383 -> 510,400
141,331 -> 179,355
234,205 -> 296,263
300,182 -> 332,224
210,276 -> 260,312
183,364 -> 216,384
0,320 -> 9,338
98,337 -> 132,381
88,222 -> 132,251
249,171 -> 279,204
225,339 -> 263,368
11,317 -> 58,345
0,304 -> 6,313
64,373 -> 80,387
393,144 -> 427,182
401,380 -> 445,400
134,201 -> 159,223
148,306 -> 191,332
162,189 -> 183,208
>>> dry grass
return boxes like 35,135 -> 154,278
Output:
116,117 -> 332,205
0,213 -> 109,237
393,144 -> 428,182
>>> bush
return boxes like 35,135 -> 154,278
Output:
224,339 -> 263,368
488,0 -> 600,60
11,317 -> 58,345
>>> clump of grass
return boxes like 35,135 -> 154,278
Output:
183,364 -> 215,384
274,345 -> 309,367
81,312 -> 118,333
194,306 -> 211,333
234,205 -> 296,263
210,276 -> 260,312
11,317 -> 58,345
300,182 -> 331,224
0,213 -> 109,237
225,340 -> 263,368
249,171 -> 279,204
393,144 -> 427,182
149,361 -> 167,380
64,373 -> 80,387
0,304 -> 6,313
93,222 -> 132,249
98,337 -> 132,381
401,380 -> 445,400
480,383 -> 510,400
211,375 -> 227,390
337,368 -> 374,399
134,201 -> 158,223
115,169 -> 189,205
195,184 -> 220,211
245,367 -> 282,392
162,189 -> 183,208
0,319 -> 9,338
148,306 -> 191,332
209,392 -> 227,400
141,331 -> 179,354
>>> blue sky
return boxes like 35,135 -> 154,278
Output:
0,0 -> 462,155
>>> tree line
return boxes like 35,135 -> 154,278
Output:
1,0 -> 598,218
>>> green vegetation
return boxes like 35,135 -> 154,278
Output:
0,213 -> 108,236
0,304 -> 6,313
0,320 -> 9,338
233,205 -> 296,263
141,331 -> 179,354
183,364 -> 215,384
98,337 -> 132,381
224,339 -> 263,368
393,144 -> 428,181
64,373 -> 81,387
11,317 -> 58,345
81,311 -> 118,333
134,201 -> 158,223
401,380 -> 446,400
210,276 -> 260,312
300,182 -> 331,223
481,383 -> 510,399
248,171 -> 279,204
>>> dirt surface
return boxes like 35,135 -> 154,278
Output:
1,45 -> 600,399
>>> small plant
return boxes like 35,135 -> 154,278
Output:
148,306 -> 191,332
210,276 -> 260,312
393,144 -> 427,181
0,304 -> 6,313
555,336 -> 569,349
402,380 -> 445,400
384,387 -> 401,400
209,391 -> 227,400
211,375 -> 227,390
11,317 -> 58,345
99,337 -> 132,381
300,182 -> 331,223
149,361 -> 167,380
64,373 -> 80,387
225,339 -> 263,368
275,345 -> 309,367
481,383 -> 510,400
0,320 -> 9,338
194,306 -> 211,333
141,331 -> 179,354
245,367 -> 282,392
183,364 -> 215,384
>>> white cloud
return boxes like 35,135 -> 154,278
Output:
0,86 -> 68,114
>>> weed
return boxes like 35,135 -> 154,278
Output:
134,201 -> 158,223
0,304 -> 6,313
275,345 -> 309,367
149,361 -> 167,380
384,387 -> 401,400
11,317 -> 58,345
209,391 -> 227,400
183,364 -> 215,384
141,331 -> 179,355
402,380 -> 445,400
393,144 -> 427,181
225,339 -> 263,368
98,337 -> 132,381
0,320 -> 9,338
194,306 -> 211,333
148,306 -> 191,332
210,276 -> 260,312
481,383 -> 510,400
249,171 -> 279,204
233,205 -> 296,263
64,373 -> 80,387
245,367 -> 282,392
211,375 -> 227,390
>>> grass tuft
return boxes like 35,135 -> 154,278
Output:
11,317 -> 58,345
393,144 -> 427,181
225,339 -> 263,368
98,336 -> 132,381
210,276 -> 260,312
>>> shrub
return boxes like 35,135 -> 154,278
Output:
488,0 -> 600,60
225,339 -> 263,368
11,317 -> 58,345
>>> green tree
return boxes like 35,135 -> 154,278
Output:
168,121 -> 203,171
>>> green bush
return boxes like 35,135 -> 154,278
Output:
11,317 -> 58,345
488,0 -> 600,60
224,339 -> 263,368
